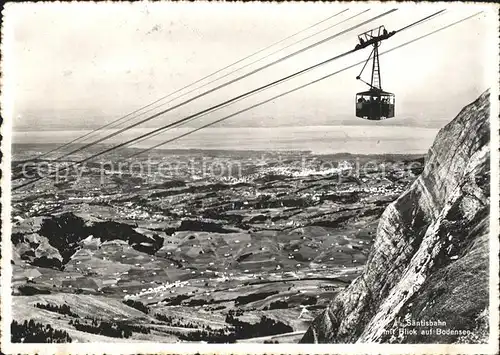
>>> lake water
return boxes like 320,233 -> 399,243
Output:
13,125 -> 438,155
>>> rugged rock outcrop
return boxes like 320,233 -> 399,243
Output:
13,233 -> 64,269
301,90 -> 491,344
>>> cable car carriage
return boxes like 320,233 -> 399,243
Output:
354,26 -> 396,121
356,89 -> 395,120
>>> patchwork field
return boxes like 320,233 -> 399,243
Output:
10,146 -> 423,342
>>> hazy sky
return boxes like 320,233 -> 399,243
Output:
4,2 -> 495,136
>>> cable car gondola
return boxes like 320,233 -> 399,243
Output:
354,26 -> 396,121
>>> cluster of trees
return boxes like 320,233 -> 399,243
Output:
11,319 -> 72,343
154,313 -> 204,329
301,296 -> 318,306
225,314 -> 293,339
38,212 -> 88,263
31,256 -> 63,269
38,212 -> 165,263
265,300 -> 289,310
234,291 -> 278,306
122,299 -> 149,314
228,309 -> 244,317
205,305 -> 226,311
169,314 -> 294,343
18,285 -> 51,295
35,303 -> 79,318
162,294 -> 190,306
186,299 -> 208,306
69,317 -> 150,339
70,318 -> 129,338
11,233 -> 26,245
262,296 -> 318,310
173,327 -> 237,343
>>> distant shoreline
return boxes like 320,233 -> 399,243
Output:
12,125 -> 437,156
12,143 -> 425,156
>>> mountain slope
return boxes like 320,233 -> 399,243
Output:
301,90 -> 491,344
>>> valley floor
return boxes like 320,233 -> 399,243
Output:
10,149 -> 423,342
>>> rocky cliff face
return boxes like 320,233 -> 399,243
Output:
301,90 -> 491,344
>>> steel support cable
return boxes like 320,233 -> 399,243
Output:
28,9 -> 350,162
354,9 -> 446,90
47,9 -> 369,159
77,49 -> 359,157
47,9 -> 397,163
126,10 -> 482,158
97,8 -> 451,156
82,9 -> 370,141
13,48 -> 356,180
357,47 -> 375,78
109,9 -> 372,136
114,8 -> 446,151
13,9 -> 358,177
122,9 -> 445,149
13,8 -> 464,191
22,8 -> 442,165
395,8 -> 445,32
12,46 -> 362,187
13,9 -> 442,185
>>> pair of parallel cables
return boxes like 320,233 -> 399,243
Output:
14,9 -> 482,191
